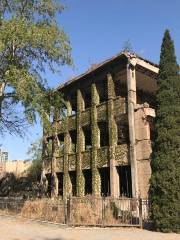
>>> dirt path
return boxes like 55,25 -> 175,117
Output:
0,216 -> 179,240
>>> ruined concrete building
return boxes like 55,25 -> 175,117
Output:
42,52 -> 159,199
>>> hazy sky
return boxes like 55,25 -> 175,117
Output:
2,0 -> 180,160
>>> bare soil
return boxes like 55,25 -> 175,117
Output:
0,215 -> 179,240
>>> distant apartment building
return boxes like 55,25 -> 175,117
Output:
0,159 -> 32,177
0,149 -> 8,162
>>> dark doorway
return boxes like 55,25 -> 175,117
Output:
69,171 -> 76,196
46,173 -> 51,196
117,123 -> 129,144
69,130 -> 77,153
99,167 -> 110,196
117,166 -> 132,197
83,126 -> 92,150
83,169 -> 92,195
57,172 -> 63,196
98,122 -> 109,147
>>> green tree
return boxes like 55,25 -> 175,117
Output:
150,30 -> 180,232
26,138 -> 43,182
27,134 -> 64,183
0,0 -> 72,135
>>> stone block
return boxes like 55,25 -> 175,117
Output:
144,108 -> 155,117
135,108 -> 150,140
137,160 -> 151,198
136,140 -> 152,160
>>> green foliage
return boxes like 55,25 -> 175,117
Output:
26,139 -> 43,182
0,172 -> 17,196
0,0 -> 72,135
150,30 -> 180,233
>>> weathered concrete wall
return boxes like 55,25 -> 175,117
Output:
135,107 -> 154,198
0,160 -> 32,177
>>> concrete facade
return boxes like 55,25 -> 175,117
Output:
42,52 -> 159,199
0,160 -> 32,177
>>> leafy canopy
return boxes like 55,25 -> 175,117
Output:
0,0 -> 72,135
26,138 -> 43,182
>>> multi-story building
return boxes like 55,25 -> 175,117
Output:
0,149 -> 8,162
42,52 -> 159,199
0,159 -> 31,177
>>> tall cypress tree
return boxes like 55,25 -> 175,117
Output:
150,30 -> 180,232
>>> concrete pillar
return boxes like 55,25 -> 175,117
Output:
91,83 -> 101,195
127,63 -> 138,198
107,73 -> 119,198
51,133 -> 59,197
135,106 -> 155,198
76,89 -> 85,197
63,100 -> 72,199
40,126 -> 49,195
66,100 -> 72,116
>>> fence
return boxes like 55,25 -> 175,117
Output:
0,197 -> 150,227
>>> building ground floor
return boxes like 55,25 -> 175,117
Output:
45,165 -> 132,198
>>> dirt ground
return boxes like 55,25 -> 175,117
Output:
0,216 -> 179,240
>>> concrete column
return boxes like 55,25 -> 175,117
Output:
63,100 -> 72,199
127,63 -> 138,198
66,100 -> 72,116
91,83 -> 101,195
107,73 -> 119,198
51,133 -> 59,197
76,89 -> 85,197
40,126 -> 49,195
135,106 -> 155,198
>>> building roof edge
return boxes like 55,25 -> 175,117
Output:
57,51 -> 159,91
